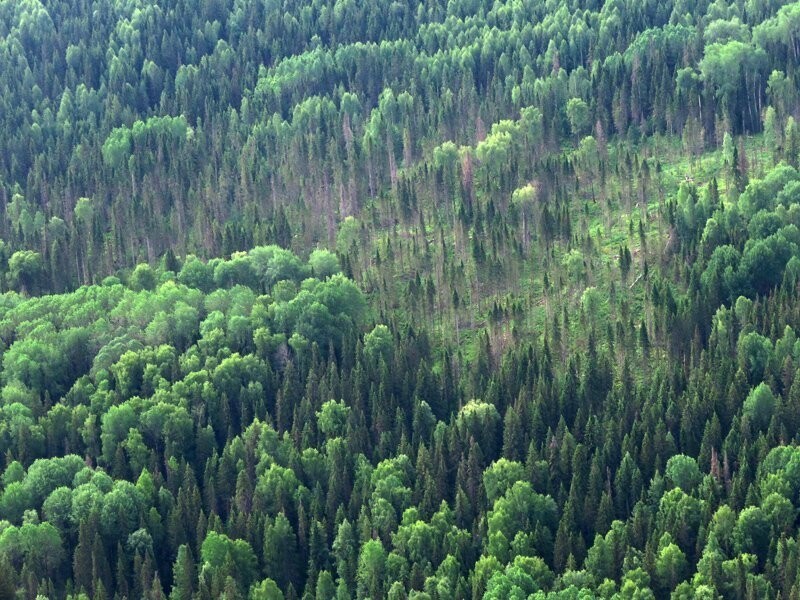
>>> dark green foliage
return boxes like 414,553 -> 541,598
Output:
3,0 -> 800,598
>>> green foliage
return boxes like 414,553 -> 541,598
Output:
201,531 -> 258,590
7,250 -> 43,295
655,534 -> 689,593
566,98 -> 590,137
102,116 -> 191,169
456,400 -> 501,457
743,383 -> 776,431
363,324 -> 393,363
665,455 -> 702,493
357,539 -> 387,599
2,1 -> 800,599
308,249 -> 341,279
483,459 -> 526,503
250,578 -> 284,600
316,399 -> 350,440
129,263 -> 157,292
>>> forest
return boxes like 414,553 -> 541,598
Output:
4,0 -> 800,598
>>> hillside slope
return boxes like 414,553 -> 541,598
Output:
3,0 -> 800,599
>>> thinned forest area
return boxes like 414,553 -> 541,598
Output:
3,0 -> 800,598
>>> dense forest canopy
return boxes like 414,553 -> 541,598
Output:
4,0 -> 800,599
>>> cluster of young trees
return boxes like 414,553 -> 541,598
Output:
2,0 -> 800,300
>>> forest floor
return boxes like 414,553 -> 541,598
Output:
428,133 -> 771,364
